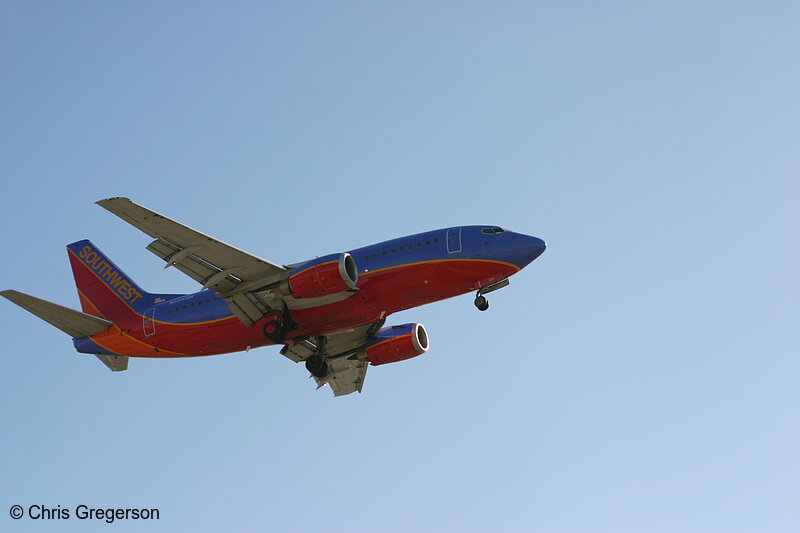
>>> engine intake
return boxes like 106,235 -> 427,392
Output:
363,323 -> 429,366
281,253 -> 358,299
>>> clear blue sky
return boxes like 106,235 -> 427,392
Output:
1,2 -> 798,532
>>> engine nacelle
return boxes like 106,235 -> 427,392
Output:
281,253 -> 358,299
362,323 -> 429,366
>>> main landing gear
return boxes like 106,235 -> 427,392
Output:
305,355 -> 329,378
305,336 -> 329,378
474,294 -> 490,311
263,320 -> 286,343
262,305 -> 297,344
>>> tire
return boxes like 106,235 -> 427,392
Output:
305,356 -> 328,378
263,320 -> 286,343
474,295 -> 487,309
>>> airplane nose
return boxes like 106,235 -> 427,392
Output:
529,236 -> 547,259
515,235 -> 547,267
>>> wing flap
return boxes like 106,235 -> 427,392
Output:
280,340 -> 318,363
225,292 -> 270,326
97,197 -> 286,288
146,238 -> 241,292
314,357 -> 369,396
1,289 -> 113,338
279,324 -> 379,396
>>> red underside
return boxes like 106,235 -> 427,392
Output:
82,259 -> 519,358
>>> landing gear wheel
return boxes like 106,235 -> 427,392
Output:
305,356 -> 329,378
263,320 -> 286,343
474,295 -> 489,311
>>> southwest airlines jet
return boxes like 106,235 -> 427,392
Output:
1,198 -> 546,396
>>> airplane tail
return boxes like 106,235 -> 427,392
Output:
66,240 -> 181,320
0,288 -> 129,371
0,289 -> 113,338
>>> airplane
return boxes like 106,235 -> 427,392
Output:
1,198 -> 546,396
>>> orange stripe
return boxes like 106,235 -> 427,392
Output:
90,325 -> 189,357
367,333 -> 412,351
77,287 -> 188,356
361,257 -> 520,277
78,290 -> 107,319
85,339 -> 121,356
149,307 -> 238,327
289,260 -> 338,279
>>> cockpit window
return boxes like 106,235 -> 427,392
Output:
481,227 -> 507,234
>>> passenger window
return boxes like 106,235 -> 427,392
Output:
417,242 -> 422,247
190,303 -> 195,308
399,246 -> 404,251
434,238 -> 439,243
373,253 -> 378,259
382,251 -> 387,256
182,305 -> 187,310
426,240 -> 430,245
198,300 -> 203,306
391,249 -> 396,254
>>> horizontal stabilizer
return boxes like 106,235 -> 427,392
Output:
1,289 -> 113,338
95,354 -> 129,372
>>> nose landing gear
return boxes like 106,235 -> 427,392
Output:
473,278 -> 510,312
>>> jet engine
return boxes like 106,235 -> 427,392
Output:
280,253 -> 358,299
362,323 -> 429,366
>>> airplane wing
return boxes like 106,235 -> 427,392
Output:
96,197 -> 288,325
320,357 -> 369,397
280,323 -> 378,396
